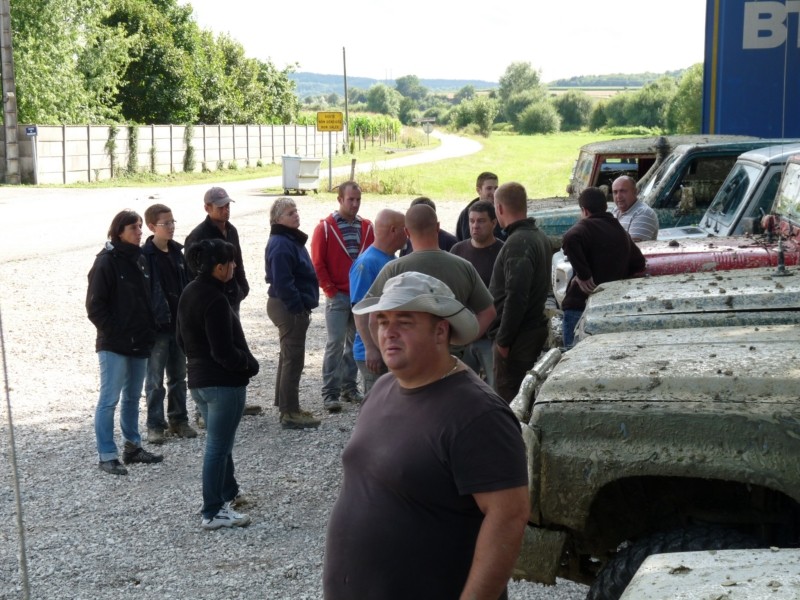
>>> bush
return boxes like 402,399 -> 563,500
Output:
589,101 -> 608,130
553,90 -> 593,131
517,101 -> 561,134
504,89 -> 544,126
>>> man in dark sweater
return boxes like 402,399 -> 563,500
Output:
561,187 -> 646,347
450,200 -> 504,387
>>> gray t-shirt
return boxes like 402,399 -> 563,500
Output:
365,249 -> 494,314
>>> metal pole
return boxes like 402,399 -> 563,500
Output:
31,133 -> 38,185
0,0 -> 20,184
342,46 -> 349,154
328,131 -> 333,191
1,305 -> 31,600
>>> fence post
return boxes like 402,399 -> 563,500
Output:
61,125 -> 66,184
86,124 -> 92,182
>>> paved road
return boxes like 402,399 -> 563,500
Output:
0,131 -> 481,261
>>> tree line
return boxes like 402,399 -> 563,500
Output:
11,0 -> 299,125
304,62 -> 703,137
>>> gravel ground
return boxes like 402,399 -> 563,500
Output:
0,176 -> 586,598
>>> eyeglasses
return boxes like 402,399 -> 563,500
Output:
156,220 -> 177,227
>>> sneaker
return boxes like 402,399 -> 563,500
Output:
98,459 -> 128,475
122,443 -> 164,465
195,412 -> 206,430
341,389 -> 364,403
324,397 -> 342,413
201,503 -> 251,530
280,410 -> 321,430
243,404 -> 263,416
168,421 -> 198,439
147,428 -> 165,445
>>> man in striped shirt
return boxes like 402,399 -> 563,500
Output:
611,176 -> 659,241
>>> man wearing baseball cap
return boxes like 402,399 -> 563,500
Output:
185,187 -> 260,419
185,187 -> 250,313
323,271 -> 529,600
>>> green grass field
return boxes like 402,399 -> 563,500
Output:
350,131 -> 623,201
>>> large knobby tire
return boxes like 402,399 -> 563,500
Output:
586,526 -> 759,600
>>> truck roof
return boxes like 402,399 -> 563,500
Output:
734,141 -> 800,165
540,323 -> 800,405
577,135 -> 758,155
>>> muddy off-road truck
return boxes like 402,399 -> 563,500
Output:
531,137 -> 767,238
510,324 -> 800,600
552,150 -> 800,308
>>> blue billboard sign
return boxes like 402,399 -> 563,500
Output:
703,0 -> 800,137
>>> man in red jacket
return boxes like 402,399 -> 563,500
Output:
312,181 -> 375,412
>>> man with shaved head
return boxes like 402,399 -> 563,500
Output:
490,182 -> 552,402
364,204 -> 496,347
349,209 -> 408,393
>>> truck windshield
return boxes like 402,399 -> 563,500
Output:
639,153 -> 677,201
705,163 -> 760,227
774,161 -> 800,221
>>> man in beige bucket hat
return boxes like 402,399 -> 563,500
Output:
323,271 -> 529,600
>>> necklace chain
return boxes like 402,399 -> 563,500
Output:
440,357 -> 459,380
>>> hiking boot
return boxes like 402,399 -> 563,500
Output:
280,410 -> 321,430
324,397 -> 342,413
201,503 -> 251,530
195,412 -> 206,429
98,459 -> 128,476
243,404 -> 263,416
169,421 -> 198,439
341,389 -> 364,404
147,428 -> 165,445
122,443 -> 164,465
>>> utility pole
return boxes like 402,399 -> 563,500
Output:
0,0 -> 19,184
342,46 -> 349,155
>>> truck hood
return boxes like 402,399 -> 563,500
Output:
578,266 -> 800,339
640,235 -> 799,275
539,323 -> 800,405
528,206 -> 582,237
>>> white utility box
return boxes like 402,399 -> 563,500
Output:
281,155 -> 322,195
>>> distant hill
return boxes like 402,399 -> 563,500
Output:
290,68 -> 692,98
289,72 -> 498,98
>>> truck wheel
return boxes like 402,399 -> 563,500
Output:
586,526 -> 758,600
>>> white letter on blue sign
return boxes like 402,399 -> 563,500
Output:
743,1 -> 787,49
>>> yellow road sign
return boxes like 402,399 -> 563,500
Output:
316,111 -> 344,132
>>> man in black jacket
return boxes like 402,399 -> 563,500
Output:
185,187 -> 250,314
454,172 -> 506,242
185,187 -> 261,418
489,182 -> 552,403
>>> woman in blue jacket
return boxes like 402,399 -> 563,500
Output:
265,198 -> 320,430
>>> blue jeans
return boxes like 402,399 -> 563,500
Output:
463,337 -> 495,389
193,386 -> 246,519
145,331 -> 188,429
321,292 -> 358,399
562,309 -> 584,349
95,351 -> 147,461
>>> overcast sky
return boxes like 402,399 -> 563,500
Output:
180,0 -> 707,83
